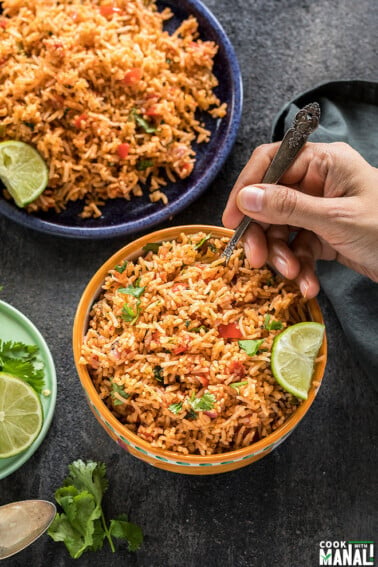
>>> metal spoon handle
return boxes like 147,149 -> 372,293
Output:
222,102 -> 321,262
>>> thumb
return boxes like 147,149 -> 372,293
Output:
237,184 -> 334,234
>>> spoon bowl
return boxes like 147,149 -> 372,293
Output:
0,499 -> 56,560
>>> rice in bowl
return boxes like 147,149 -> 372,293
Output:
0,0 -> 226,217
80,231 -> 319,456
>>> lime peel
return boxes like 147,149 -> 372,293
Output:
271,322 -> 325,400
0,140 -> 48,207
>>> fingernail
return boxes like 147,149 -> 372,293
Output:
238,186 -> 264,212
244,240 -> 251,263
274,256 -> 288,277
300,280 -> 309,298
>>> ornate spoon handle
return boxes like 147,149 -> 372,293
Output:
222,102 -> 320,262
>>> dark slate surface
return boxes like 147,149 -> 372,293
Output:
1,1 -> 377,565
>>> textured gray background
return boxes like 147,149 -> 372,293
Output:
0,1 -> 377,566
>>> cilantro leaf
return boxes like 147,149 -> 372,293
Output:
190,325 -> 208,333
230,381 -> 248,394
238,339 -> 264,356
118,285 -> 145,298
0,339 -> 45,393
194,233 -> 212,250
169,402 -> 183,414
136,159 -> 154,171
264,314 -> 283,331
131,109 -> 157,134
111,382 -> 130,406
153,365 -> 164,383
114,261 -> 128,273
49,486 -> 103,559
142,241 -> 163,253
189,392 -> 216,412
64,460 -> 108,507
109,516 -> 143,552
184,408 -> 197,420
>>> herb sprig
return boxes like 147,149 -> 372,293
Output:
0,339 -> 45,393
48,460 -> 143,559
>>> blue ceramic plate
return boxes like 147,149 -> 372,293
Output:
0,0 -> 243,239
0,301 -> 57,479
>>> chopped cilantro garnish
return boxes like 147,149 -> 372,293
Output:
189,392 -> 216,412
111,382 -> 130,406
114,261 -> 128,273
238,339 -> 264,356
168,402 -> 183,414
264,314 -> 283,331
153,365 -> 164,383
22,121 -> 35,131
0,339 -> 45,393
118,285 -> 145,298
194,233 -> 212,250
184,409 -> 198,420
230,381 -> 248,394
136,159 -> 154,171
121,303 -> 139,323
190,325 -> 208,333
131,109 -> 157,134
120,282 -> 145,323
142,241 -> 162,253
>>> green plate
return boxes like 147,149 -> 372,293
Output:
0,300 -> 57,479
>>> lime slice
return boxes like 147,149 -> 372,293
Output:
0,141 -> 48,207
0,372 -> 43,458
271,322 -> 325,400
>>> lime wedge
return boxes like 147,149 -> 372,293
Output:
271,322 -> 325,400
0,372 -> 43,458
0,141 -> 48,207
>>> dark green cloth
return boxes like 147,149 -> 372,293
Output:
272,80 -> 378,389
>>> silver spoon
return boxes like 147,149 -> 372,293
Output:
0,500 -> 56,560
222,102 -> 321,262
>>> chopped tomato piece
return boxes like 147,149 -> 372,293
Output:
117,143 -> 130,159
123,68 -> 142,86
173,344 -> 188,355
99,5 -> 122,17
229,360 -> 246,378
172,282 -> 188,292
145,105 -> 161,117
197,375 -> 209,388
74,113 -> 88,129
218,322 -> 243,339
151,331 -> 161,343
0,19 -> 7,29
74,114 -> 88,128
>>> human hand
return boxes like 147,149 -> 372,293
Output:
222,142 -> 378,298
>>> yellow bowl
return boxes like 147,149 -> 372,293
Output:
73,225 -> 327,475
